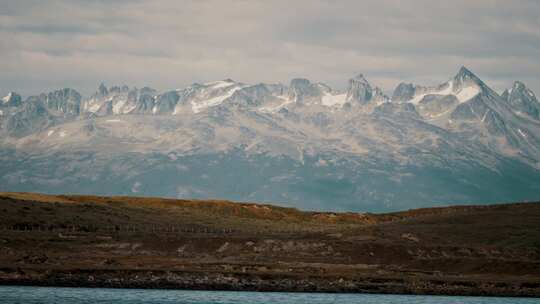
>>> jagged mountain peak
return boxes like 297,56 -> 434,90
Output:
98,83 -> 108,96
456,66 -> 475,77
512,81 -> 527,90
95,83 -> 131,96
1,69 -> 535,122
1,92 -> 22,107
508,81 -> 536,98
502,80 -> 540,119
391,83 -> 416,102
455,66 -> 478,79
109,85 -> 130,93
288,78 -> 321,104
503,81 -> 530,99
453,66 -> 486,90
346,73 -> 373,104
351,73 -> 370,84
372,87 -> 390,103
2,92 -> 13,102
2,69 -> 540,212
392,67 -> 492,107
44,88 -> 82,102
204,79 -> 238,88
289,78 -> 312,87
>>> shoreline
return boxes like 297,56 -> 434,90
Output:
1,193 -> 539,299
1,268 -> 539,298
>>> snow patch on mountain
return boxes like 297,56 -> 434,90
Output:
406,80 -> 480,104
455,86 -> 481,102
408,82 -> 453,104
2,67 -> 540,212
258,96 -> 293,113
206,80 -> 236,89
2,93 -> 12,103
191,85 -> 244,113
321,93 -> 347,107
112,97 -> 128,114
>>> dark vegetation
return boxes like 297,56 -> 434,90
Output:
0,192 -> 539,296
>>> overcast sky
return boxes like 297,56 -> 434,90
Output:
1,0 -> 539,98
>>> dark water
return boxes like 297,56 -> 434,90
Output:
0,286 -> 537,304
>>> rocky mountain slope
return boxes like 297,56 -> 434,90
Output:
1,67 -> 540,212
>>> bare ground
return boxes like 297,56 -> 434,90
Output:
0,192 -> 539,297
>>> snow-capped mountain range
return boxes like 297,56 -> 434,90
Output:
1,67 -> 539,212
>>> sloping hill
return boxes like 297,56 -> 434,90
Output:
0,192 -> 539,296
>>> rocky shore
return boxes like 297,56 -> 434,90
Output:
1,268 -> 539,297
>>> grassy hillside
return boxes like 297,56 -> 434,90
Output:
0,192 -> 539,296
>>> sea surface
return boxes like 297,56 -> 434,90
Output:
0,286 -> 537,304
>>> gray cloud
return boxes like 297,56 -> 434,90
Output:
0,0 -> 539,98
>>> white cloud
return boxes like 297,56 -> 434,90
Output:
0,0 -> 539,97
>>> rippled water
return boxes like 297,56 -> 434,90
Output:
0,286 -> 537,304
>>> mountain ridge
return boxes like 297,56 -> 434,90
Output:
1,67 -> 535,122
1,67 -> 540,212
